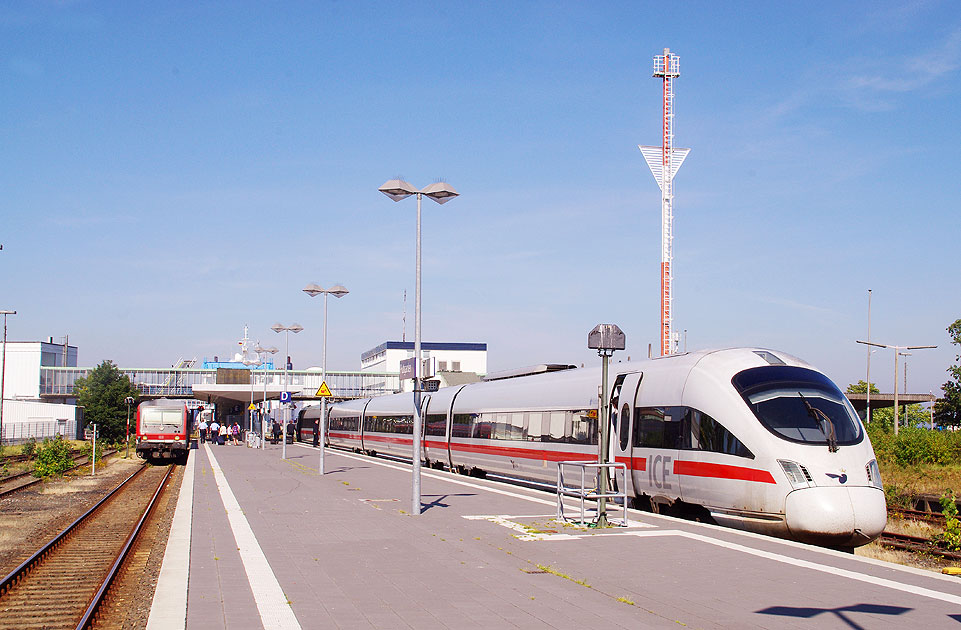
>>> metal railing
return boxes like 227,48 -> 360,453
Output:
556,461 -> 628,526
40,367 -> 401,400
1,420 -> 77,444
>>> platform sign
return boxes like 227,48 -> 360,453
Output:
280,391 -> 291,403
316,382 -> 332,397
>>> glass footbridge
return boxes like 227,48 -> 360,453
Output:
40,366 -> 401,401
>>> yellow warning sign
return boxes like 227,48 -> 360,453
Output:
248,403 -> 256,411
316,382 -> 332,397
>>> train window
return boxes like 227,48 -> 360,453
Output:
425,414 -> 446,436
619,404 -> 631,450
451,413 -> 476,438
510,413 -> 527,440
574,411 -> 598,445
685,409 -> 754,458
329,415 -> 359,432
141,408 -> 183,431
547,411 -> 566,442
733,366 -> 863,446
527,412 -> 543,441
633,408 -> 666,448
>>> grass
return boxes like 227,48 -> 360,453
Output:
880,462 -> 961,499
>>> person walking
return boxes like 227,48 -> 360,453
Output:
219,422 -> 228,445
230,422 -> 240,445
209,419 -> 220,445
198,414 -> 208,444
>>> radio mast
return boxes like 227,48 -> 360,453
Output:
640,48 -> 690,356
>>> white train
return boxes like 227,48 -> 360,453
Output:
319,348 -> 886,548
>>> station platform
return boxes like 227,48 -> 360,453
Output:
148,441 -> 961,629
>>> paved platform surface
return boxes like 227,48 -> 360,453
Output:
156,441 -> 961,629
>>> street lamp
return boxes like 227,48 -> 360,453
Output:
588,323 -> 625,527
0,310 -> 15,446
856,340 -> 936,435
254,344 -> 279,449
272,323 -> 303,460
124,396 -> 135,458
303,283 -> 349,475
242,357 -> 262,437
379,178 -> 459,515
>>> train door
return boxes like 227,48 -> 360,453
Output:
630,397 -> 684,511
611,372 -> 643,499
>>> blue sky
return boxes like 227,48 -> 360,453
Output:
2,1 -> 959,397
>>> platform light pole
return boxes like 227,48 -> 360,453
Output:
0,310 -> 15,446
856,340 -> 936,435
242,357 -> 262,436
588,324 -> 625,528
303,283 -> 349,476
255,344 -> 278,449
272,323 -> 303,460
124,396 -> 134,458
866,289 -> 872,423
379,178 -> 459,515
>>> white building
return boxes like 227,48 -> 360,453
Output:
0,340 -> 80,442
360,341 -> 487,374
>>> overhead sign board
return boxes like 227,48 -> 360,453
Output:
280,391 -> 292,403
316,382 -> 332,397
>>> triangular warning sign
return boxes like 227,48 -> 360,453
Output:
316,382 -> 332,397
248,403 -> 257,411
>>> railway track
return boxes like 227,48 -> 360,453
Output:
0,451 -> 119,500
889,506 -> 947,526
0,463 -> 173,629
877,531 -> 961,561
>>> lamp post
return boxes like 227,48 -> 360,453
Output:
303,283 -> 349,475
856,340 -> 936,435
866,289 -> 872,423
254,344 -> 279,449
379,179 -> 459,515
272,323 -> 303,460
588,324 -> 625,527
0,310 -> 15,446
242,357 -> 262,436
124,396 -> 134,458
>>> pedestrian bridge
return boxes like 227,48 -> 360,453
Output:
39,366 -> 400,401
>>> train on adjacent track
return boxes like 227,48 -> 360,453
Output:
136,399 -> 191,463
302,347 -> 886,549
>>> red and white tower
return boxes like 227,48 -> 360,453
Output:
640,48 -> 690,356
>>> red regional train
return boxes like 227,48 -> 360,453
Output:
314,348 -> 887,549
136,399 -> 191,463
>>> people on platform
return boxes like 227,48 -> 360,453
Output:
271,420 -> 282,444
231,422 -> 240,445
218,422 -> 228,445
209,420 -> 220,445
198,415 -> 208,444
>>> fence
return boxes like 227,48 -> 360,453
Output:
2,420 -> 77,445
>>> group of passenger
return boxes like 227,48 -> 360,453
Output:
197,416 -> 242,445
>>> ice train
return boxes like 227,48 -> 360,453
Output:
315,348 -> 886,548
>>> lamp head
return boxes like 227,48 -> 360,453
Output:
329,284 -> 349,298
422,181 -> 459,204
271,323 -> 285,333
379,179 -> 417,201
289,323 -> 304,334
303,282 -> 324,297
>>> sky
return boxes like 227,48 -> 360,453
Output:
2,1 -> 960,398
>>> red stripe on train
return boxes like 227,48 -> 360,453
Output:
672,460 -> 777,484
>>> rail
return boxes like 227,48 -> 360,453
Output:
556,461 -> 628,526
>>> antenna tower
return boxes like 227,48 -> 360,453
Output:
640,48 -> 690,356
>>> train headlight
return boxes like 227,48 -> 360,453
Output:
778,459 -> 816,490
865,459 -> 883,489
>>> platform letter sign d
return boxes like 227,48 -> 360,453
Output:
280,391 -> 291,403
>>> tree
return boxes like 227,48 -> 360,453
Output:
73,361 -> 140,442
934,319 -> 961,428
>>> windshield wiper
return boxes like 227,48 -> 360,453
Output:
799,391 -> 838,453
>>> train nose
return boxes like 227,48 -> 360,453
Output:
784,486 -> 887,547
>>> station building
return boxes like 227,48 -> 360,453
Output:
360,341 -> 487,392
0,339 -> 81,442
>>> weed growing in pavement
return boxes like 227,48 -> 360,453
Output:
616,596 -> 635,606
535,564 -> 591,588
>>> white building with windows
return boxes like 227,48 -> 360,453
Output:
0,339 -> 80,443
360,341 -> 487,392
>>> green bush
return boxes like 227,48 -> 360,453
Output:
21,437 -> 38,459
866,423 -> 961,467
80,439 -> 104,464
33,436 -> 75,478
937,492 -> 961,551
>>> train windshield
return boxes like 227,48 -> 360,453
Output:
141,408 -> 183,432
732,366 -> 862,445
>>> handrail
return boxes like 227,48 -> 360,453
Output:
556,461 -> 628,526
